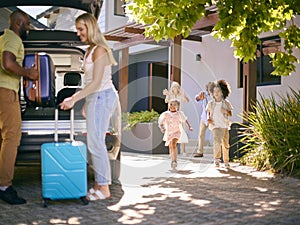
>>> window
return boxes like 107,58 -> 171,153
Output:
239,36 -> 281,88
114,0 -> 126,16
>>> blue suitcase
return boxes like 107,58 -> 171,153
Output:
23,53 -> 55,107
41,109 -> 88,207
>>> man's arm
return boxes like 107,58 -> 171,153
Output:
2,51 -> 38,80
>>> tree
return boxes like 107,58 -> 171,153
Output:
125,0 -> 300,76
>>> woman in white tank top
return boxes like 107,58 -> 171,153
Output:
60,13 -> 121,201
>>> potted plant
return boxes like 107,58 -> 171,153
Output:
122,109 -> 160,131
121,109 -> 168,154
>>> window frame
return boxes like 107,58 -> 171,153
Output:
114,0 -> 126,17
238,35 -> 281,88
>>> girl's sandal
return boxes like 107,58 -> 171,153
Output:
87,188 -> 111,201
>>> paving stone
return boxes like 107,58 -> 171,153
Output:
0,152 -> 299,224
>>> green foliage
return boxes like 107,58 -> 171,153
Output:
214,0 -> 300,76
270,25 -> 300,76
125,0 -> 300,76
122,109 -> 160,131
125,0 -> 211,41
240,88 -> 300,176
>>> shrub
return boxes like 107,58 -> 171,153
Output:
122,109 -> 160,131
240,88 -> 300,176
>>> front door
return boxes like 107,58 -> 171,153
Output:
149,62 -> 168,114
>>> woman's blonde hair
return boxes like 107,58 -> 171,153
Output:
76,13 -> 117,66
170,81 -> 182,93
170,81 -> 180,88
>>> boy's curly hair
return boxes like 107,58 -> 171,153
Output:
217,79 -> 231,99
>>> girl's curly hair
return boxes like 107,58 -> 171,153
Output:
208,82 -> 216,95
217,79 -> 231,99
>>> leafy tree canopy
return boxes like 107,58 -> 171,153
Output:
125,0 -> 300,76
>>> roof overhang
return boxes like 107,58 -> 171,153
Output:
104,5 -> 219,50
106,12 -> 219,51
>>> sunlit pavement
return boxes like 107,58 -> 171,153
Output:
1,149 -> 300,225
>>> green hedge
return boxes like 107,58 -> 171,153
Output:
122,109 -> 160,131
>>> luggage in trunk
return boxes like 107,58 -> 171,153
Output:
23,53 -> 55,107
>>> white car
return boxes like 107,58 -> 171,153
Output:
0,0 -> 121,182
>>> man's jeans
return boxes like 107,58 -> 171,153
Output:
0,88 -> 22,186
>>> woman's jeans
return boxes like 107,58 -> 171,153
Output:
85,88 -> 119,185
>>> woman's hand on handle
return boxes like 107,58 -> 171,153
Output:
60,97 -> 75,110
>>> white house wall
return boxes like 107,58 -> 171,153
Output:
258,15 -> 300,101
104,0 -> 128,32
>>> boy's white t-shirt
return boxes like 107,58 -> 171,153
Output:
213,102 -> 227,128
207,99 -> 233,130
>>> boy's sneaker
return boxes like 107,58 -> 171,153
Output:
225,163 -> 230,169
0,186 -> 26,205
171,161 -> 177,170
215,160 -> 220,167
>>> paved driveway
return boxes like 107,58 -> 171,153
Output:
1,151 -> 300,225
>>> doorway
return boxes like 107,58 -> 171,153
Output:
149,62 -> 168,113
128,61 -> 168,113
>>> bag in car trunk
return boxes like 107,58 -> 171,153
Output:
23,53 -> 55,107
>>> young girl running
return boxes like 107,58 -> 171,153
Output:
158,100 -> 193,170
163,81 -> 189,155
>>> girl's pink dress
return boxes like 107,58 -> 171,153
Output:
158,111 -> 188,146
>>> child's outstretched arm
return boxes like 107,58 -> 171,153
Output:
227,110 -> 232,117
185,120 -> 193,131
164,91 -> 170,103
158,113 -> 166,133
206,102 -> 214,125
159,123 -> 166,133
221,108 -> 232,117
183,92 -> 189,103
222,100 -> 233,117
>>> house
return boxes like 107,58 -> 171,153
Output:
6,2 -> 300,143
101,2 -> 300,141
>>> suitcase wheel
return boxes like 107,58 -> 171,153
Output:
43,198 -> 49,208
81,196 -> 89,205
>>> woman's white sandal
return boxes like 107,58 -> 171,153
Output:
88,188 -> 95,194
87,188 -> 111,201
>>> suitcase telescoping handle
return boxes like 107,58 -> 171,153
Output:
54,108 -> 74,142
34,53 -> 42,104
